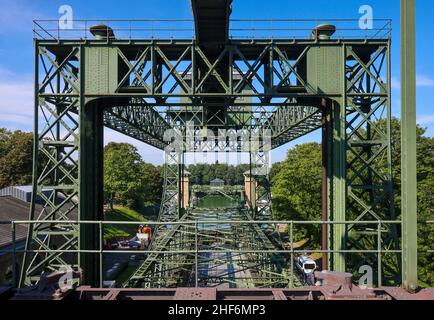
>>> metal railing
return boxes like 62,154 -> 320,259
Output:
230,19 -> 392,39
33,18 -> 392,41
0,219 -> 408,288
33,19 -> 195,40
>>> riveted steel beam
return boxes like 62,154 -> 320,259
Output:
400,0 -> 417,292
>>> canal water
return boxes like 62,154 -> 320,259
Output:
196,195 -> 239,208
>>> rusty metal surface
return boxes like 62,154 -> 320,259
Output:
175,288 -> 217,300
2,271 -> 434,300
3,286 -> 434,301
2,286 -> 434,301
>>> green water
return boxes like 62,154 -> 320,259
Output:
196,195 -> 239,208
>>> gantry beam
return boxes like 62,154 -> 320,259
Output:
103,105 -> 170,150
191,0 -> 232,44
35,41 -> 387,150
266,104 -> 322,148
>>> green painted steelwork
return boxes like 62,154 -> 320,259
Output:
18,8 -> 409,289
400,0 -> 417,292
5,219 -> 408,289
79,100 -> 104,287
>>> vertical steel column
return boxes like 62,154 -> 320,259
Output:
332,97 -> 347,273
79,98 -> 104,287
326,101 -> 334,271
401,0 -> 418,291
330,44 -> 348,272
321,99 -> 330,271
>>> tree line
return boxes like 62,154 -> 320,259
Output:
187,163 -> 251,186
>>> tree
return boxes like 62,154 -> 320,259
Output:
269,161 -> 283,182
140,162 -> 163,206
104,142 -> 145,208
186,163 -> 252,186
0,128 -> 34,189
388,118 -> 434,287
271,143 -> 322,245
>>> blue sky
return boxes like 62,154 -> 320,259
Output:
0,0 -> 433,165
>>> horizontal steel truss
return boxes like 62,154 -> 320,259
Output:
103,104 -> 170,150
34,39 -> 388,149
35,39 -> 389,99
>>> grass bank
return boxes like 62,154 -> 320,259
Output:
104,206 -> 147,241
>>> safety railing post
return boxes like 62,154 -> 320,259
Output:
99,221 -> 103,288
377,222 -> 382,287
195,221 -> 198,288
290,221 -> 293,288
12,222 -> 17,287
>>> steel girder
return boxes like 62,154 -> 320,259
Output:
103,104 -> 170,150
36,40 -> 388,149
22,34 -> 398,288
191,0 -> 232,44
400,0 -> 417,292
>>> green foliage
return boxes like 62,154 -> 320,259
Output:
388,118 -> 434,286
103,142 -> 162,209
0,128 -> 34,189
271,143 -> 322,244
140,162 -> 163,207
269,161 -> 283,182
407,124 -> 434,287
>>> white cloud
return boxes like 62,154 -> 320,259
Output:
0,113 -> 32,124
417,115 -> 434,125
391,74 -> 434,90
0,66 -> 16,79
0,83 -> 33,114
0,66 -> 34,127
416,75 -> 434,87
391,76 -> 400,90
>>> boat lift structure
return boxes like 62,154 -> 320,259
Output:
11,0 -> 421,297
